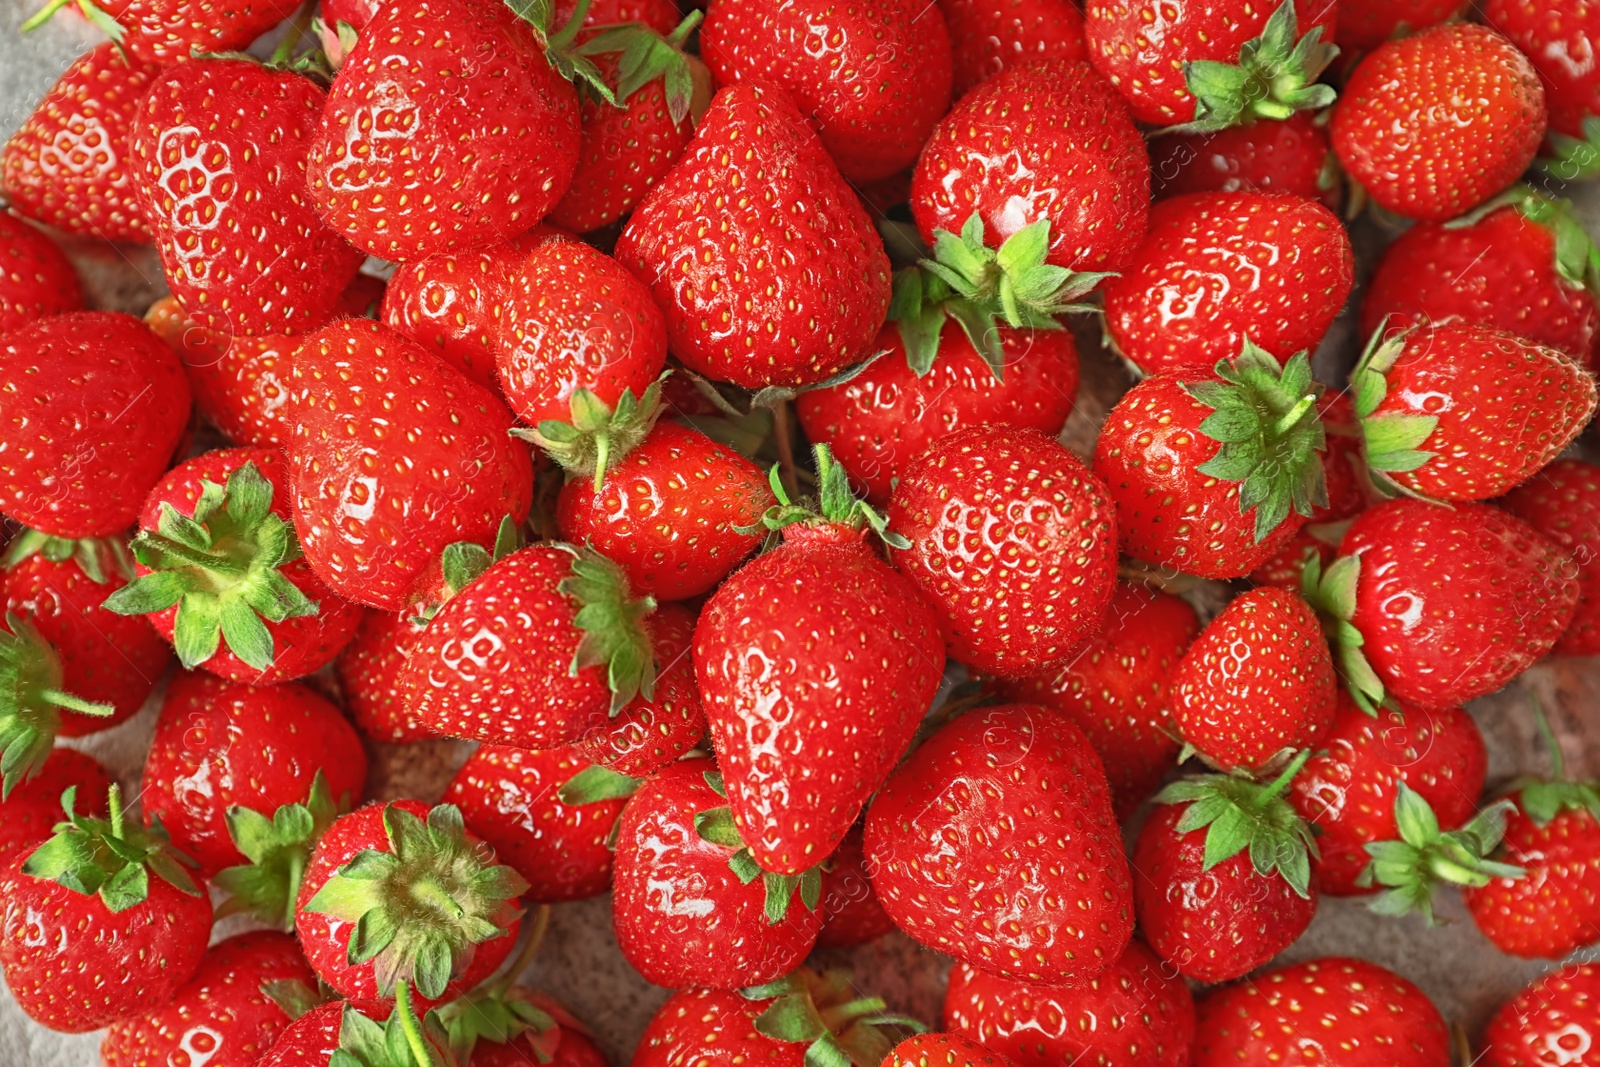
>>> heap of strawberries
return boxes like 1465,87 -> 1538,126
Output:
4,0 -> 1600,1060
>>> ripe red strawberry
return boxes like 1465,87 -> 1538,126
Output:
334,608 -> 434,744
913,59 -> 1149,274
1488,0 -> 1600,179
132,59 -> 365,339
1481,964 -> 1600,1067
884,1035 -> 1017,1067
702,0 -> 953,182
1149,113 -> 1338,206
0,213 -> 81,334
1085,0 -> 1338,129
0,311 -> 191,539
296,799 -> 525,1004
22,0 -> 301,65
696,447 -> 946,874
100,931 -> 316,1067
938,0 -> 1087,97
1331,24 -> 1546,221
1093,344 -> 1326,580
865,703 -> 1134,985
1102,192 -> 1354,377
889,425 -> 1117,678
997,581 -> 1199,817
942,941 -> 1196,1067
815,826 -> 896,948
795,321 -> 1079,505
611,758 -> 823,988
1503,459 -> 1600,657
288,319 -> 533,612
0,785 -> 211,1032
0,748 -> 110,861
0,43 -> 158,243
1288,694 -> 1487,896
1337,0 -> 1463,51
616,83 -> 891,389
1192,957 -> 1450,1067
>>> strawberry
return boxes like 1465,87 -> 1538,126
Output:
1336,0 -> 1464,51
447,989 -> 608,1067
942,941 -> 1196,1067
260,994 -> 449,1067
0,213 -> 81,335
1488,0 -> 1600,180
1503,459 -> 1600,657
1102,192 -> 1354,377
1481,964 -> 1600,1067
287,319 -> 534,613
1247,524 -> 1336,590
997,581 -> 1199,817
696,446 -> 946,874
611,758 -> 823,988
888,424 -> 1118,679
1331,24 -> 1547,222
938,0 -> 1087,97
701,0 -> 953,183
1084,0 -> 1338,130
0,42 -> 158,244
0,311 -> 191,540
1093,343 -> 1327,580
100,931 -> 316,1067
296,799 -> 526,1004
1287,694 -> 1487,896
1132,756 -> 1319,983
140,672 -> 367,876
884,1035 -> 1016,1067
132,59 -> 365,340
1149,113 -> 1338,206
0,785 -> 211,1032
0,747 -> 110,861
616,82 -> 892,389
336,608 -> 441,744
554,0 -> 680,33
21,0 -> 301,65
865,703 -> 1134,985
815,825 -> 896,949
1192,957 -> 1450,1067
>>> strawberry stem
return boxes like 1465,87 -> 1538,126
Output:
19,0 -> 72,31
1274,394 -> 1317,436
39,689 -> 114,716
1256,749 -> 1313,806
395,983 -> 433,1065
107,783 -> 124,839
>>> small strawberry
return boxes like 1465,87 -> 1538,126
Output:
938,0 -> 1087,97
616,82 -> 892,389
1488,0 -> 1600,180
21,0 -> 302,65
0,42 -> 159,243
1149,113 -> 1338,206
1331,23 -> 1546,221
0,311 -> 191,539
0,212 -> 81,335
865,703 -> 1134,985
100,931 -> 317,1067
815,825 -> 896,949
889,424 -> 1118,679
1336,0 -> 1463,51
1503,459 -> 1600,658
1481,964 -> 1600,1067
942,941 -> 1196,1067
884,1035 -> 1016,1067
259,991 -> 447,1067
0,747 -> 110,861
0,785 -> 211,1032
1191,957 -> 1450,1067
1102,192 -> 1354,377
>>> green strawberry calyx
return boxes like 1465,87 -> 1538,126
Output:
102,461 -> 318,673
22,783 -> 202,912
741,968 -> 928,1066
1184,338 -> 1329,542
3,529 -> 133,585
1176,0 -> 1339,134
1154,749 -> 1320,899
411,517 -> 525,627
1446,184 -> 1600,299
1543,115 -> 1600,185
333,982 -> 459,1067
1358,783 -> 1525,924
576,11 -> 704,123
1300,549 -> 1387,714
901,214 -> 1111,382
0,614 -> 115,797
557,764 -> 641,805
434,905 -> 579,1063
741,443 -> 908,549
1505,695 -> 1600,828
557,545 -> 658,713
303,803 -> 530,1001
214,772 -> 348,932
505,0 -> 619,105
696,771 -> 824,925
512,376 -> 668,492
1348,321 -> 1443,497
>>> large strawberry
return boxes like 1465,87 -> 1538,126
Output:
696,445 -> 945,875
0,213 -> 81,335
1482,964 -> 1600,1067
616,82 -> 891,389
132,58 -> 365,339
287,319 -> 533,612
1102,191 -> 1353,376
1149,113 -> 1337,205
0,311 -> 191,539
0,748 -> 110,861
1331,23 -> 1546,221
0,42 -> 158,243
1486,0 -> 1600,180
889,424 -> 1118,678
1503,459 -> 1600,658
865,703 -> 1134,985
939,0 -> 1087,97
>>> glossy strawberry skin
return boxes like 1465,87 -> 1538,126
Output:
1192,957 -> 1450,1067
913,59 -> 1149,273
101,931 -> 315,1067
94,0 -> 302,64
1486,0 -> 1600,146
631,987 -> 802,1067
141,672 -> 368,877
307,0 -> 580,260
1150,113 -> 1336,206
1102,192 -> 1353,377
942,942 -> 1196,1067
1331,24 -> 1546,222
442,745 -> 623,904
1344,499 -> 1579,709
333,608 -> 433,744
889,425 -> 1118,679
288,319 -> 533,613
617,83 -> 891,389
885,1034 -> 1017,1067
611,758 -> 822,989
938,0 -> 1087,97
0,213 -> 81,334
0,43 -> 159,243
0,311 -> 192,539
1482,964 -> 1600,1067
1337,0 -> 1465,51
0,749 -> 111,862
1289,695 -> 1486,897
997,581 -> 1199,818
815,826 -> 896,949
795,321 -> 1080,505
1502,460 -> 1600,658
865,703 -> 1134,985
1464,799 -> 1600,960
259,999 -> 391,1067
